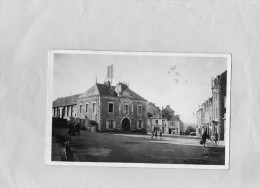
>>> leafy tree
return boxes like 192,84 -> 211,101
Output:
90,120 -> 98,126
185,126 -> 196,135
161,109 -> 173,120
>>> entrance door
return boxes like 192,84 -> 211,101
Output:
122,118 -> 130,131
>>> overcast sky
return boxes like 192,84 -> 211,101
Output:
53,53 -> 227,124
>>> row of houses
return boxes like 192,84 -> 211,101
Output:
53,81 -> 184,134
147,103 -> 184,135
196,70 -> 227,141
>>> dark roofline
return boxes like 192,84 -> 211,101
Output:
52,93 -> 82,107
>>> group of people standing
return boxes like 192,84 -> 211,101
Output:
201,131 -> 218,147
151,129 -> 163,140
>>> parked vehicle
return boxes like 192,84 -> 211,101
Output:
189,132 -> 196,136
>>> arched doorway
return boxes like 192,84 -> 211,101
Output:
122,118 -> 130,131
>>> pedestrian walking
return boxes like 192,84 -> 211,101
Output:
211,134 -> 215,146
159,130 -> 162,140
155,131 -> 158,140
201,131 -> 207,147
151,130 -> 154,139
214,132 -> 218,146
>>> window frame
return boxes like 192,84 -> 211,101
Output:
92,102 -> 97,113
85,103 -> 89,113
108,101 -> 114,114
79,103 -> 82,114
137,105 -> 142,115
138,119 -> 143,129
123,103 -> 129,114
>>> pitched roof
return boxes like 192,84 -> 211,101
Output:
169,115 -> 183,123
53,93 -> 81,107
79,83 -> 147,101
127,88 -> 147,102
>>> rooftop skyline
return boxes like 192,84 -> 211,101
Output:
53,52 -> 227,124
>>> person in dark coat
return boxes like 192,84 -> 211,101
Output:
202,131 -> 207,147
214,132 -> 218,146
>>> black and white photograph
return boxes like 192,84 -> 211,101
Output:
46,51 -> 231,168
2,1 -> 260,187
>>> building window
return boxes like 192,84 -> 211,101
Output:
85,103 -> 88,113
107,119 -> 115,130
138,120 -> 142,128
155,120 -> 158,123
79,104 -> 82,113
124,104 -> 129,114
93,102 -> 96,113
108,102 -> 114,113
137,105 -> 142,115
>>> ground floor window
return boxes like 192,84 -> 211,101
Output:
106,119 -> 115,130
138,120 -> 143,128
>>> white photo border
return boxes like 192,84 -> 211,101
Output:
46,50 -> 231,169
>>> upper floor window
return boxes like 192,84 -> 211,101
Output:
155,120 -> 158,123
86,103 -> 88,113
93,102 -> 96,113
124,104 -> 129,114
137,105 -> 142,115
108,102 -> 114,113
79,104 -> 82,113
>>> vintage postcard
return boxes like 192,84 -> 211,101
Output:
46,50 -> 231,169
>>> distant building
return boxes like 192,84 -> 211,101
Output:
196,107 -> 203,136
147,113 -> 167,133
167,115 -> 184,134
147,102 -> 161,117
52,81 -> 148,131
196,98 -> 213,137
52,94 -> 80,120
162,105 -> 175,117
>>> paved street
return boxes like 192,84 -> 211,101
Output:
52,128 -> 225,165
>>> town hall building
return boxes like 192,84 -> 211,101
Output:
52,81 -> 148,131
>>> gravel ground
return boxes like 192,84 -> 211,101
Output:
52,127 -> 225,165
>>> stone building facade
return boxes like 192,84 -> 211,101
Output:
167,115 -> 184,134
196,70 -> 227,141
147,114 -> 167,133
52,94 -> 80,120
53,82 -> 148,131
211,71 -> 227,141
